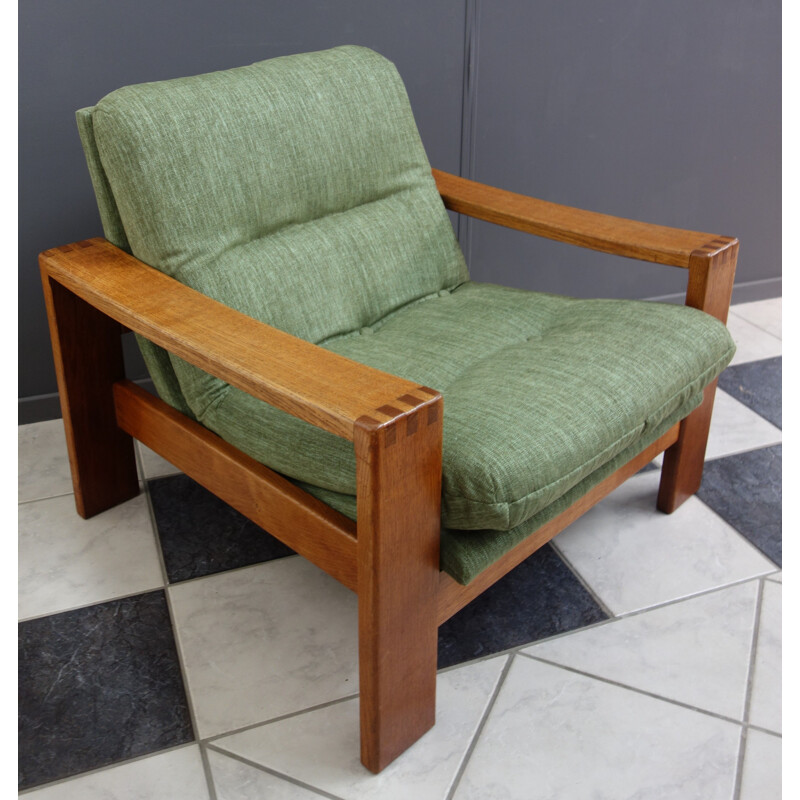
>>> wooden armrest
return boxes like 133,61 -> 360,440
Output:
39,238 -> 438,441
433,169 -> 737,269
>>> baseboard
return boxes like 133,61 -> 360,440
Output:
646,276 -> 782,306
18,378 -> 157,425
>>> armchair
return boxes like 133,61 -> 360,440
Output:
40,46 -> 736,773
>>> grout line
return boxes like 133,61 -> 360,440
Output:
17,490 -> 76,506
445,652 -> 513,800
732,578 -> 766,799
198,742 -> 220,800
17,742 -> 199,795
204,692 -> 360,746
18,584 -> 167,624
727,308 -> 782,341
745,723 -> 781,738
520,653 -> 750,729
205,745 -> 347,800
548,541 -> 616,619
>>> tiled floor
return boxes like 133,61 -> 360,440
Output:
18,297 -> 782,799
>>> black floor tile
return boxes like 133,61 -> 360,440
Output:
18,591 -> 193,790
718,356 -> 781,428
149,474 -> 295,582
698,445 -> 781,566
437,544 -> 608,669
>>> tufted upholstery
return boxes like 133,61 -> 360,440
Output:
76,46 -> 735,583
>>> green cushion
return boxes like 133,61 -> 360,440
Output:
204,282 -> 734,531
299,394 -> 703,584
77,46 -> 735,561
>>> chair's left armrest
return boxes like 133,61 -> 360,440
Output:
40,238 -> 436,441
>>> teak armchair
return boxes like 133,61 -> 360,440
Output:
40,47 -> 737,773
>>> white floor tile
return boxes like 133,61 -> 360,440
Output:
739,729 -> 782,800
523,581 -> 758,720
136,441 -> 182,480
749,580 -> 781,733
208,750 -> 323,799
22,745 -> 211,800
553,471 -> 774,614
730,297 -> 782,340
704,390 -> 781,460
725,311 -> 782,365
214,657 -> 507,800
766,571 -> 781,583
454,657 -> 741,800
649,389 -> 780,469
168,557 -> 359,738
18,493 -> 164,620
18,419 -> 73,502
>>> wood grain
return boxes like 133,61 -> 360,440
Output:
433,168 -> 736,269
437,423 -> 680,624
657,240 -> 738,513
40,268 -> 139,518
40,239 -> 423,441
355,390 -> 443,773
114,380 -> 359,590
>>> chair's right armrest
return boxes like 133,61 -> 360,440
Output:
40,238 -> 439,441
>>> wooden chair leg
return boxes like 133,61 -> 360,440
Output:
354,391 -> 443,773
657,238 -> 738,514
657,380 -> 717,513
40,263 -> 139,518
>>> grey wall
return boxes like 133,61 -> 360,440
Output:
19,0 -> 780,422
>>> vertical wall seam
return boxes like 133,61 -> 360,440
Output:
458,0 -> 480,265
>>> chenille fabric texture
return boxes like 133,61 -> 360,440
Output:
77,45 -> 735,584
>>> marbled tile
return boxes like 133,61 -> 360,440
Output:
19,591 -> 194,790
208,749 -> 336,800
748,580 -> 781,733
18,493 -> 163,620
454,657 -> 741,800
438,544 -> 607,669
168,558 -> 358,738
523,581 -> 759,719
704,390 -> 781,460
730,297 -> 782,339
725,313 -> 782,366
214,657 -> 507,800
698,446 -> 781,566
738,729 -> 782,800
22,745 -> 210,800
553,471 -> 774,614
149,474 -> 294,582
136,441 -> 182,480
18,419 -> 73,502
718,356 -> 781,428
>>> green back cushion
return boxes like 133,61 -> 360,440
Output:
90,46 -> 467,348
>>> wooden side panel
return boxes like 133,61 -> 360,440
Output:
354,390 -> 443,773
39,259 -> 139,518
437,423 -> 680,625
657,240 -> 738,513
114,380 -> 359,591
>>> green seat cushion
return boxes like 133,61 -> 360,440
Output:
299,394 -> 702,584
202,282 -> 734,531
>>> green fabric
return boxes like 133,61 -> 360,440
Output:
75,107 -> 130,252
76,106 -> 193,418
89,45 -> 468,424
78,45 -> 736,569
300,392 -> 702,584
206,282 -> 734,530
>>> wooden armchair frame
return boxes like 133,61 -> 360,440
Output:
40,170 -> 737,773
